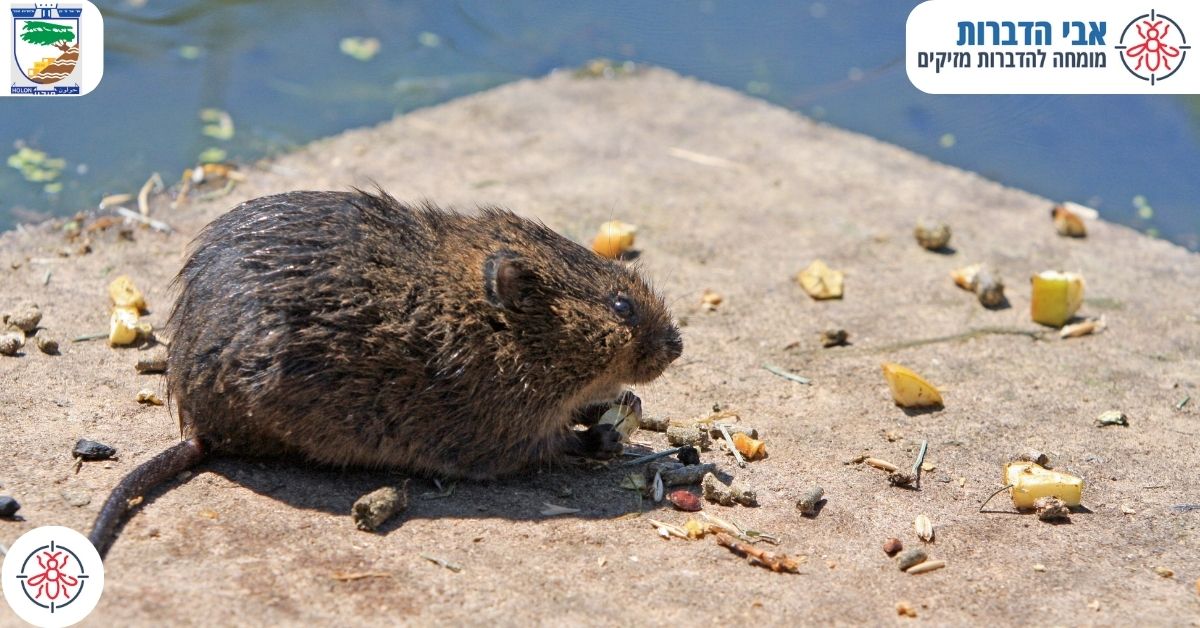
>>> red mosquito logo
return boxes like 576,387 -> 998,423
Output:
1126,20 -> 1181,71
24,550 -> 80,602
1117,10 -> 1190,85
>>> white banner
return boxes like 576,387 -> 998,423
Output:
907,0 -> 1199,94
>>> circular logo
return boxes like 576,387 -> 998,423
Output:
1116,10 -> 1191,85
2,527 -> 104,628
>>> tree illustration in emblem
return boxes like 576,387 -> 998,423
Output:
20,20 -> 76,52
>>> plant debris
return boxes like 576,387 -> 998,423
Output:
652,462 -> 718,487
0,332 -> 23,356
1030,270 -> 1086,328
1052,203 -> 1087,238
763,363 -> 812,385
950,263 -> 1006,308
796,259 -> 844,300
881,362 -> 943,408
914,218 -> 951,250
730,432 -> 766,461
1034,496 -> 1071,521
906,559 -> 946,574
420,554 -> 463,573
3,302 -> 41,332
700,289 -> 723,312
895,601 -> 918,618
136,389 -> 164,406
1060,317 -> 1105,339
35,335 -> 59,355
1006,461 -> 1083,509
1153,566 -> 1174,578
540,502 -> 581,517
819,328 -> 849,347
701,472 -> 758,507
914,514 -> 934,542
865,457 -> 900,472
676,445 -> 700,466
714,533 -> 802,574
598,392 -> 642,442
73,439 -> 116,461
591,220 -> 637,259
136,349 -> 169,374
331,571 -> 392,582
795,485 -> 824,516
352,482 -> 409,531
666,425 -> 712,451
637,414 -> 670,432
1095,410 -> 1128,427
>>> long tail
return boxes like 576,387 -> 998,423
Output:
89,436 -> 207,557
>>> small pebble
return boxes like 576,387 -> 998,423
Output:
1034,496 -> 1070,521
896,547 -> 928,571
883,538 -> 903,556
135,349 -> 169,374
61,489 -> 92,507
73,438 -> 117,461
1032,563 -> 1046,572
0,495 -> 20,518
1153,566 -> 1174,578
914,218 -> 951,250
895,601 -> 917,618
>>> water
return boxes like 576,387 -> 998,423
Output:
2,0 -> 1197,250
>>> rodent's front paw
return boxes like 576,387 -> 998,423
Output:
565,424 -> 623,459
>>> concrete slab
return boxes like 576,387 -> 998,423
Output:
1,67 -> 1198,625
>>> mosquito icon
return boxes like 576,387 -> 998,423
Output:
1126,19 -> 1181,72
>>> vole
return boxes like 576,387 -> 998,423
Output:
88,189 -> 682,555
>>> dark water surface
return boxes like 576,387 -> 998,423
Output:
2,0 -> 1197,249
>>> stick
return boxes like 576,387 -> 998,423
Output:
1178,396 -> 1191,410
137,172 -> 163,217
979,485 -> 1014,512
620,446 -> 683,467
763,364 -> 812,385
72,332 -> 108,342
718,423 -> 746,468
912,440 -> 928,489
115,207 -> 175,234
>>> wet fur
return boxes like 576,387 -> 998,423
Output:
166,190 -> 681,479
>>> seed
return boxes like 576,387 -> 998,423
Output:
0,332 -> 24,356
667,489 -> 702,512
905,559 -> 946,574
914,218 -> 951,250
3,302 -> 41,333
36,335 -> 59,355
914,514 -> 934,542
883,537 -> 903,556
1153,566 -> 1174,578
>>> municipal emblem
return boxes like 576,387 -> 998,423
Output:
1116,9 -> 1191,85
10,3 -> 83,95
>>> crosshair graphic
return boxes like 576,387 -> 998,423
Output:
15,540 -> 90,614
1115,10 -> 1191,85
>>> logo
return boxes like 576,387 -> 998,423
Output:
3,1 -> 104,96
1116,10 -> 1190,84
2,526 -> 104,628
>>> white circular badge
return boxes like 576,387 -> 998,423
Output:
2,526 -> 104,628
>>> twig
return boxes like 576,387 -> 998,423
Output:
718,424 -> 746,468
979,485 -> 1014,512
714,533 -> 801,573
331,571 -> 391,582
72,332 -> 108,342
115,207 -> 175,234
1177,395 -> 1191,410
763,364 -> 812,385
912,440 -> 929,489
620,446 -> 683,467
137,172 -> 163,217
420,554 -> 463,572
42,269 -> 51,286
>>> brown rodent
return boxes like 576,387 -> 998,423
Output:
89,189 -> 682,555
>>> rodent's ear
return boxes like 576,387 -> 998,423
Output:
484,250 -> 535,311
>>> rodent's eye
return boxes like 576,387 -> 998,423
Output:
611,295 -> 635,320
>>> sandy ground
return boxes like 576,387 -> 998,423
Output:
1,67 -> 1198,627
